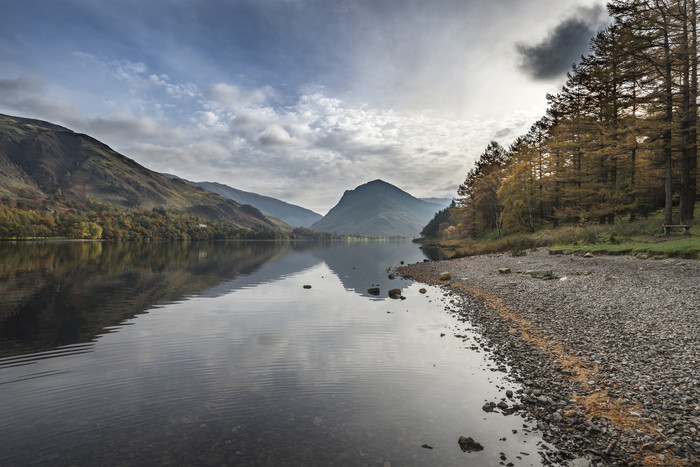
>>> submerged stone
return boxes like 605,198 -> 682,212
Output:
458,436 -> 484,452
388,288 -> 402,299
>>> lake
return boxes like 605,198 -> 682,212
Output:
0,240 -> 547,466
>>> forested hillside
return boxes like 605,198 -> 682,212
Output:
0,114 -> 288,240
440,0 -> 697,240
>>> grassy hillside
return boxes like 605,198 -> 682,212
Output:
0,114 -> 286,234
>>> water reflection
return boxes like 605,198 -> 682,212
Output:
0,240 -> 548,466
312,239 -> 425,298
0,240 -> 429,358
0,241 -> 296,357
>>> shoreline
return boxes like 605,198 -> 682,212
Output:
399,249 -> 699,466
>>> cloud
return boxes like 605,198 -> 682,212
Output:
516,4 -> 607,80
0,75 -> 82,122
92,80 -> 517,212
493,127 -> 513,139
205,83 -> 274,108
81,114 -> 161,140
0,75 -> 45,94
73,53 -> 200,102
257,124 -> 298,147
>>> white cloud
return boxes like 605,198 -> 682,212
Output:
81,114 -> 161,140
257,124 -> 299,147
206,83 -> 275,108
124,83 -> 538,213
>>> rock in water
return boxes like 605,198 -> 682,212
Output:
388,288 -> 402,299
439,272 -> 452,281
569,459 -> 592,467
419,288 -> 427,294
367,287 -> 380,296
482,402 -> 496,412
303,285 -> 312,289
458,436 -> 484,452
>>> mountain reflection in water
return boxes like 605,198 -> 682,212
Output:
0,240 -> 547,466
0,240 -> 425,358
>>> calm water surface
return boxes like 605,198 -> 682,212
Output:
0,241 -> 547,466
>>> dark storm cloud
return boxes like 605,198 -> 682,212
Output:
516,5 -> 607,80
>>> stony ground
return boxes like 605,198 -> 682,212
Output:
399,249 -> 700,466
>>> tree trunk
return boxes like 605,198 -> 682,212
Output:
659,2 -> 675,225
679,0 -> 693,222
688,0 -> 698,218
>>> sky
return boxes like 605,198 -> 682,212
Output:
0,0 -> 610,214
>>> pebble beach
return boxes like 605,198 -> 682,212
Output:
400,249 -> 700,466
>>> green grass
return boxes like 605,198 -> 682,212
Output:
435,209 -> 700,259
549,235 -> 700,259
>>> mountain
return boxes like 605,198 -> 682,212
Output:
0,114 -> 284,232
165,177 -> 322,228
310,179 -> 443,237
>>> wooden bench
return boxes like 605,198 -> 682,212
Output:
662,224 -> 691,235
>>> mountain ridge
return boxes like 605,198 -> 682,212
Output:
0,113 -> 285,233
164,175 -> 322,228
310,179 -> 444,237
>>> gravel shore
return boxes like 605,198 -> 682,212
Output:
399,249 -> 700,466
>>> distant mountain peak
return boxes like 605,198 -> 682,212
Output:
364,179 -> 389,185
310,180 -> 443,237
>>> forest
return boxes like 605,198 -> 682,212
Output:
0,199 -> 281,241
445,0 -> 698,239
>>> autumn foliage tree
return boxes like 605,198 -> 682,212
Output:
455,141 -> 508,237
451,0 -> 697,237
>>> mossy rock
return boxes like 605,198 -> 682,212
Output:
524,269 -> 553,279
